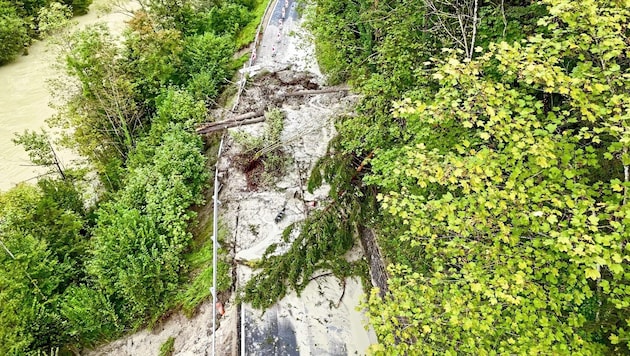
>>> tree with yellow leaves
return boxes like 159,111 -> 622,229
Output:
365,0 -> 630,354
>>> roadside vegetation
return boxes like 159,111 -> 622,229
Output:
242,0 -> 630,354
0,0 -> 267,354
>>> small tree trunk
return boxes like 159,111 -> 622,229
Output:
48,140 -> 66,180
468,0 -> 479,59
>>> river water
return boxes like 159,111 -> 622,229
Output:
0,0 -> 133,191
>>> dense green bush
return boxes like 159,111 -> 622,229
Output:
155,88 -> 207,126
124,14 -> 185,103
0,1 -> 29,64
60,285 -> 120,348
204,3 -> 253,35
88,125 -> 207,321
182,32 -> 234,101
0,180 -> 87,354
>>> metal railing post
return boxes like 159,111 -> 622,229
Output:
212,137 -> 224,356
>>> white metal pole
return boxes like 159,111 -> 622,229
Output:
212,137 -> 224,356
241,303 -> 245,355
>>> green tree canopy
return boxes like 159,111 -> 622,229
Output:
0,1 -> 29,64
365,0 -> 630,353
0,180 -> 87,354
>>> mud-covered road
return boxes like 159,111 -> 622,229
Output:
88,2 -> 376,355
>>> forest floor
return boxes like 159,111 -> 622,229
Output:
87,1 -> 376,355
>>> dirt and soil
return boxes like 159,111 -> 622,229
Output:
87,1 -> 376,355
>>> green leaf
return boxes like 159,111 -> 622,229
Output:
585,267 -> 600,280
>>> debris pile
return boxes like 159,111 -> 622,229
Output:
86,11 -> 374,354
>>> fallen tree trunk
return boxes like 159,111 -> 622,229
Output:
283,87 -> 349,97
196,109 -> 265,133
197,116 -> 266,134
359,226 -> 389,298
230,109 -> 265,121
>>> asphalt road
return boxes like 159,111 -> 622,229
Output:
239,3 -> 373,355
255,0 -> 300,65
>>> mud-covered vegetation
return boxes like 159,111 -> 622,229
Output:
243,0 -> 630,354
233,107 -> 290,189
0,0 -> 267,353
242,143 -> 374,308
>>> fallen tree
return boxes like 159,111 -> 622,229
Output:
283,87 -> 349,97
196,109 -> 265,134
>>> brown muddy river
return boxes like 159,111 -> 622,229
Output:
0,0 -> 133,191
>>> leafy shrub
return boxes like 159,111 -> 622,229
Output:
37,2 -> 72,37
181,32 -> 235,102
124,19 -> 185,103
0,1 -> 29,64
60,285 -> 121,348
0,181 -> 88,354
204,3 -> 253,35
87,125 -> 208,323
155,88 -> 207,126
187,70 -> 224,102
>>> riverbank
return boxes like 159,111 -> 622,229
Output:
0,0 -> 133,191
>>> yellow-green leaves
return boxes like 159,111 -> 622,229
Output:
365,0 -> 630,353
585,267 -> 601,280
